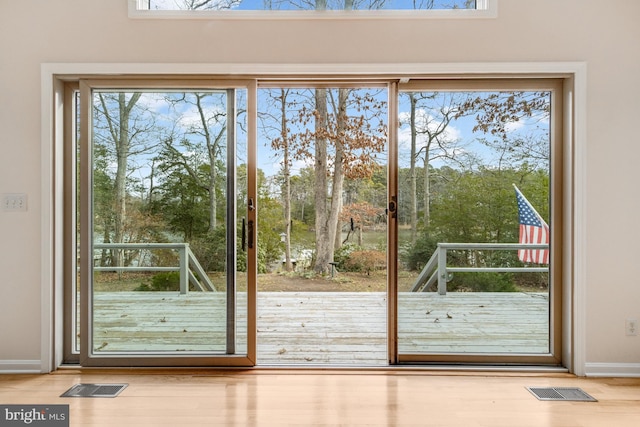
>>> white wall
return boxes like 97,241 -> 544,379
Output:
1,0 -> 639,375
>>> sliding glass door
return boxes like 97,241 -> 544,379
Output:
395,80 -> 563,365
78,80 -> 256,366
65,76 -> 564,368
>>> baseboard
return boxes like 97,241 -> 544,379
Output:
0,360 -> 43,374
584,362 -> 640,378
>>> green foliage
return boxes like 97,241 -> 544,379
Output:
426,164 -> 548,244
135,271 -> 181,292
402,233 -> 439,271
513,271 -> 549,290
447,272 -> 518,293
401,163 -> 549,293
189,226 -> 227,272
149,167 -> 211,241
256,196 -> 285,272
289,167 -> 316,225
256,244 -> 270,274
334,243 -> 362,271
236,226 -> 277,275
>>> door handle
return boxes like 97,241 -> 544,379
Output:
248,198 -> 255,211
241,218 -> 246,252
247,220 -> 254,249
388,196 -> 397,218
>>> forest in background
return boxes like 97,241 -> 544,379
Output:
87,84 -> 551,293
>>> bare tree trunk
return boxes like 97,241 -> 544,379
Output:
331,144 -> 345,251
314,88 -> 331,274
423,155 -> 430,227
280,89 -> 294,272
113,94 -> 129,268
101,92 -> 141,268
409,93 -> 418,244
195,94 -> 218,232
207,151 -> 217,232
331,89 -> 348,251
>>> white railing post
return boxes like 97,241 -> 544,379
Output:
437,244 -> 448,295
178,244 -> 188,295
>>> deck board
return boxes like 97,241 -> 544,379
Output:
91,291 -> 549,364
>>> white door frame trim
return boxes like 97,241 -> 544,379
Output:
40,61 -> 587,374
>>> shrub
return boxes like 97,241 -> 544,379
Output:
344,250 -> 386,275
188,225 -> 272,274
135,271 -> 181,292
402,233 -> 438,271
447,272 -> 517,292
189,227 -> 227,273
334,243 -> 362,271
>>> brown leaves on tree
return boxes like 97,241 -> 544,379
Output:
273,90 -> 387,180
339,201 -> 384,229
456,91 -> 550,141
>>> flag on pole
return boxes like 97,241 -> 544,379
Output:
514,184 -> 549,264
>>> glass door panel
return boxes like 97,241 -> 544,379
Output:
396,83 -> 562,363
80,84 -> 252,365
255,86 -> 388,365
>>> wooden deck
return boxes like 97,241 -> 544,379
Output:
92,291 -> 549,365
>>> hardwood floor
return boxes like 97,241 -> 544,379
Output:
1,369 -> 639,426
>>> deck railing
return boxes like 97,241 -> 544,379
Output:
410,243 -> 549,295
93,243 -> 216,294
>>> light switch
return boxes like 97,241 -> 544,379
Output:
2,193 -> 28,211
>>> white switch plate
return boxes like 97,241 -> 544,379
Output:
2,193 -> 28,211
626,318 -> 638,336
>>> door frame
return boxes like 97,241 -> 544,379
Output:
76,78 -> 258,367
43,62 -> 586,373
395,78 -> 564,366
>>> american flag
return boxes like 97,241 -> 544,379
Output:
515,185 -> 549,264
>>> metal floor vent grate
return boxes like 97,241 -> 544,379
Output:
527,387 -> 597,402
61,383 -> 128,398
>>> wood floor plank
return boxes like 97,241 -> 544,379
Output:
1,371 -> 639,426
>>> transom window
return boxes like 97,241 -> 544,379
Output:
130,0 -> 495,17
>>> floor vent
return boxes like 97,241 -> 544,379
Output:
61,383 -> 128,398
527,387 -> 597,402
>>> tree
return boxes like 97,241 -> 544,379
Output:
400,92 -> 470,243
339,201 -> 384,246
404,164 -> 549,274
284,88 -> 387,274
313,88 -> 332,273
93,92 -> 158,267
160,92 -> 228,232
261,85 -> 386,274
264,89 -> 296,271
457,91 -> 551,170
290,167 -> 316,224
152,146 -> 211,240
